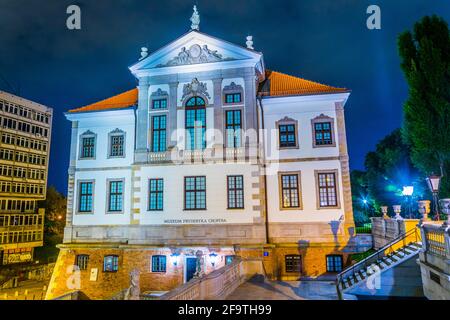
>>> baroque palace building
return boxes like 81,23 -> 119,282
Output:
47,8 -> 357,299
0,90 -> 52,265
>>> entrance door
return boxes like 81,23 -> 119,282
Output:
185,257 -> 197,283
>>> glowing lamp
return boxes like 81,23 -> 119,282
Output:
209,252 -> 218,267
170,253 -> 180,266
402,186 -> 414,197
427,175 -> 441,194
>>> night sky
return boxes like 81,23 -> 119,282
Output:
1,0 -> 449,195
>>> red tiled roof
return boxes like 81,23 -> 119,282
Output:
68,70 -> 348,113
259,70 -> 349,97
68,88 -> 138,113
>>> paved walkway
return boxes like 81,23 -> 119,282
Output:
226,276 -> 338,300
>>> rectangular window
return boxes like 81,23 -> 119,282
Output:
81,137 -> 95,158
184,176 -> 206,210
314,122 -> 333,146
279,124 -> 297,148
151,255 -> 167,273
280,174 -> 300,209
326,255 -> 343,273
108,181 -> 123,212
225,110 -> 242,148
110,135 -> 124,157
78,182 -> 93,213
149,179 -> 164,211
75,255 -> 89,271
103,255 -> 119,272
152,115 -> 167,152
152,99 -> 167,110
225,93 -> 242,104
285,255 -> 301,273
318,172 -> 338,207
225,255 -> 235,265
227,175 -> 244,209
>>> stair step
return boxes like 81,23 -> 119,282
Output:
379,261 -> 388,269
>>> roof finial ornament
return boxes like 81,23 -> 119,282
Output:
139,47 -> 149,61
190,5 -> 200,31
246,36 -> 254,50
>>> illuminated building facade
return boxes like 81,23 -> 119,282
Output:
46,11 -> 357,299
0,91 -> 52,265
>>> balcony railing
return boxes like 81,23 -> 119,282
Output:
148,147 -> 249,164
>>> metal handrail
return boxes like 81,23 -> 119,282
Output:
336,227 -> 420,300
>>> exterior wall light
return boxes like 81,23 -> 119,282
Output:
209,252 -> 218,267
170,253 -> 180,266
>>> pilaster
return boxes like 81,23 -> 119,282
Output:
212,78 -> 223,147
135,78 -> 150,163
168,82 -> 179,148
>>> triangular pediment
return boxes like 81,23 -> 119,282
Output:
129,30 -> 263,75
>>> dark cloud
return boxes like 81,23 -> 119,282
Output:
0,0 -> 449,194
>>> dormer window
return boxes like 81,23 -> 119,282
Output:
223,82 -> 244,105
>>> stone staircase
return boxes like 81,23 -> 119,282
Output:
336,228 -> 422,299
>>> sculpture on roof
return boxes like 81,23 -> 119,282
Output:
190,5 -> 200,31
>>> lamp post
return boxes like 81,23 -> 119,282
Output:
426,174 -> 442,221
402,186 -> 414,218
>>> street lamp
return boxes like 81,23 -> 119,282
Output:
426,174 -> 442,221
402,186 -> 414,218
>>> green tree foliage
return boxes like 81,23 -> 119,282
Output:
40,186 -> 66,237
398,15 -> 450,197
351,130 -> 427,220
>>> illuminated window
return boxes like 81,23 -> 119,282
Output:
326,255 -> 343,272
151,115 -> 167,152
227,176 -> 244,209
317,172 -> 338,208
103,255 -> 119,272
285,255 -> 301,273
151,255 -> 167,273
81,137 -> 95,158
279,124 -> 297,148
108,180 -> 123,213
110,134 -> 124,157
152,99 -> 167,110
75,255 -> 89,270
280,174 -> 300,209
184,176 -> 206,210
78,181 -> 93,213
225,93 -> 241,104
149,179 -> 163,211
225,110 -> 242,148
185,97 -> 206,150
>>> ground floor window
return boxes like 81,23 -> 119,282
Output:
152,255 -> 167,273
103,255 -> 119,272
285,255 -> 301,273
75,254 -> 89,270
326,255 -> 343,272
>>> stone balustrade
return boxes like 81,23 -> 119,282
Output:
417,222 -> 450,300
159,257 -> 247,300
371,217 -> 421,250
148,147 -> 251,164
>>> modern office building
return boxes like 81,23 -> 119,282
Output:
0,90 -> 53,265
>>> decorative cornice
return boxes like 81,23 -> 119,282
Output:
80,130 -> 95,136
109,128 -> 125,135
150,88 -> 169,98
223,82 -> 243,93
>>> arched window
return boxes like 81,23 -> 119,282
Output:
185,97 -> 206,150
